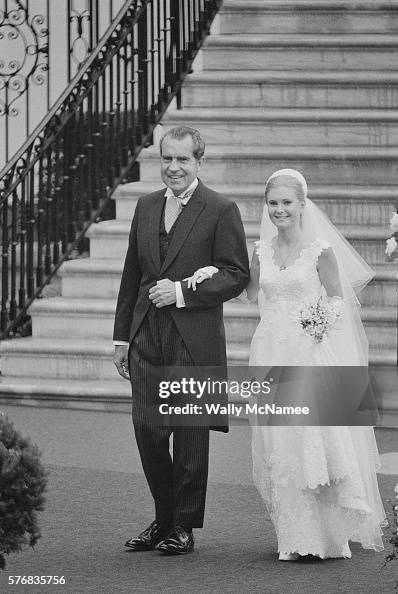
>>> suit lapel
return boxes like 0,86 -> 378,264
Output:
160,183 -> 206,275
148,191 -> 165,272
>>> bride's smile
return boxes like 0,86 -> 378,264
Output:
266,185 -> 304,230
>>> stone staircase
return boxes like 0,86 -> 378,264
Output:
0,0 -> 397,422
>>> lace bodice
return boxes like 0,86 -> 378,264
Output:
250,237 -> 333,366
256,237 -> 330,309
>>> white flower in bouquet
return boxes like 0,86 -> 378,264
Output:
390,212 -> 398,233
386,236 -> 398,257
299,296 -> 342,344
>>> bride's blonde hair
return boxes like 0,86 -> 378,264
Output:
264,174 -> 306,204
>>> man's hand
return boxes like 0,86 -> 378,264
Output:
149,279 -> 177,308
113,344 -> 130,380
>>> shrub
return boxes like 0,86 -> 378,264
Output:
0,413 -> 48,569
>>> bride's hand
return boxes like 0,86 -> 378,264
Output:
184,266 -> 219,291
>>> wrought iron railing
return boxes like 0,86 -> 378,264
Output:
0,0 -> 126,167
0,0 -> 222,337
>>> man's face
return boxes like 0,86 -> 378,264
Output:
160,135 -> 203,195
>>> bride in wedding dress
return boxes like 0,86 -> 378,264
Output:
245,169 -> 386,561
186,168 -> 386,561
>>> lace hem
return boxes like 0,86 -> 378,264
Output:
254,469 -> 386,557
252,425 -> 386,556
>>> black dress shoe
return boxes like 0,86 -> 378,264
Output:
157,525 -> 194,555
124,520 -> 170,551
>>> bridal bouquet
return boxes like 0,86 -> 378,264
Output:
299,296 -> 343,344
385,208 -> 398,261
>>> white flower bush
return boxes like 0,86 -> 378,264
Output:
386,210 -> 398,260
390,212 -> 398,233
386,236 -> 398,258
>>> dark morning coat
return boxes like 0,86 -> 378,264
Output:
113,179 -> 250,367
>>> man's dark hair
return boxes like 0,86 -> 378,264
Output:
160,126 -> 205,160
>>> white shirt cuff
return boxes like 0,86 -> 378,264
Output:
113,341 -> 129,346
175,281 -> 186,308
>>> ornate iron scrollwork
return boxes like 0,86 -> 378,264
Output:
0,0 -> 48,119
69,5 -> 91,73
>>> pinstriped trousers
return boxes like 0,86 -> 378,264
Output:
129,305 -> 210,528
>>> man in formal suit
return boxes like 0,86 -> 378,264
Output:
113,126 -> 249,555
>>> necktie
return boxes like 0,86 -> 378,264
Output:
164,194 -> 184,233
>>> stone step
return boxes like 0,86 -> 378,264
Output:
28,296 -> 396,350
86,220 -> 130,259
182,71 -> 398,109
363,267 -> 398,308
114,182 -> 398,227
0,337 -> 254,379
162,107 -> 398,147
219,0 -> 398,35
340,228 -> 391,265
0,377 -> 132,413
30,297 -> 116,339
0,338 -> 116,380
365,319 -> 397,351
202,34 -> 398,71
58,258 -> 123,298
138,144 -> 398,186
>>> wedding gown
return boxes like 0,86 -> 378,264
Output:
249,237 -> 386,558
